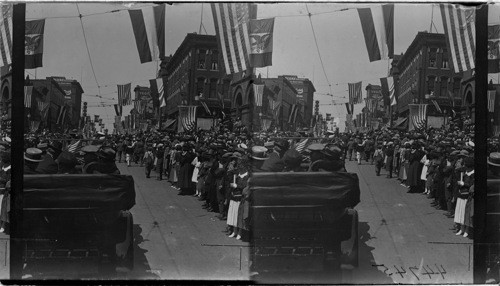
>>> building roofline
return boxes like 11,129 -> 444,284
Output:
162,33 -> 217,74
397,31 -> 445,69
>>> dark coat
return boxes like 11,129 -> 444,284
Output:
178,152 -> 195,189
407,150 -> 424,187
36,154 -> 58,174
260,152 -> 284,172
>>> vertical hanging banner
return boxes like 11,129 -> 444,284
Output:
211,3 -> 252,74
179,105 -> 197,132
357,4 -> 394,62
56,105 -> 66,125
440,4 -> 475,73
380,76 -> 394,107
249,17 -> 274,67
253,83 -> 264,106
149,78 -> 163,108
0,4 -> 12,68
348,82 -> 362,104
288,104 -> 299,124
409,104 -> 428,131
488,90 -> 496,113
114,104 -> 122,116
25,18 -> 45,69
24,86 -> 33,108
129,4 -> 166,64
488,24 -> 500,73
117,83 -> 132,106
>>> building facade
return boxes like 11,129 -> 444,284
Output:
159,33 -> 231,131
278,75 -> 315,127
394,32 -> 462,126
261,77 -> 298,131
365,84 -> 385,129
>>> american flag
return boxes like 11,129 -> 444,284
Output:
288,104 -> 299,124
253,83 -> 264,107
431,99 -> 442,113
38,100 -> 49,121
440,4 -> 475,73
409,104 -> 428,131
179,105 -> 197,132
0,4 -> 12,68
66,140 -> 82,153
24,86 -> 33,108
295,138 -> 309,153
211,3 -> 252,75
117,83 -> 132,106
488,90 -> 496,113
348,82 -> 362,104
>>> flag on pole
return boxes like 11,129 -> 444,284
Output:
295,138 -> 309,153
488,90 -> 496,113
288,104 -> 299,124
37,100 -> 49,122
348,82 -> 362,104
0,4 -> 12,68
179,105 -> 197,132
200,101 -> 211,115
56,105 -> 66,125
440,4 -> 475,73
128,4 -> 166,64
149,78 -> 164,107
66,140 -> 82,153
24,86 -> 33,108
380,76 -> 394,106
409,104 -> 428,131
253,83 -> 264,106
488,24 -> 500,73
431,99 -> 442,113
249,17 -> 274,67
357,4 -> 394,62
25,19 -> 45,69
211,3 -> 252,75
117,83 -> 132,106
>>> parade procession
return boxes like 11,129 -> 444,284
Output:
0,1 -> 495,284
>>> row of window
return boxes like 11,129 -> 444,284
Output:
197,49 -> 219,71
427,76 -> 461,97
428,47 -> 449,69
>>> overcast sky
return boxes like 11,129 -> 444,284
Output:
25,2 -> 499,131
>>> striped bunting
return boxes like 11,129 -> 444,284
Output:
348,82 -> 362,104
0,4 -> 12,68
211,3 -> 252,75
440,4 -> 475,73
179,105 -> 197,132
24,86 -> 33,108
117,83 -> 132,106
431,99 -> 442,113
253,83 -> 264,107
409,104 -> 428,131
288,104 -> 299,124
129,4 -> 166,64
67,140 -> 82,153
357,4 -> 394,62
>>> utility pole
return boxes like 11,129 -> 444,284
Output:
11,3 -> 25,279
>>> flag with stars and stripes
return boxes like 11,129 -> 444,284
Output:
0,4 -> 12,68
67,140 -> 82,153
179,105 -> 197,132
409,104 -> 427,131
24,86 -> 33,108
117,83 -> 132,106
348,82 -> 362,104
295,138 -> 309,153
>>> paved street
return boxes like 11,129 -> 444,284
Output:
121,159 -> 472,283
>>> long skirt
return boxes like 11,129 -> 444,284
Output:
169,164 -> 178,182
464,198 -> 473,228
454,198 -> 467,225
237,200 -> 249,231
399,162 -> 407,180
227,200 -> 240,227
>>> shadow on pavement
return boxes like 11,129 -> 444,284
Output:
121,224 -> 161,279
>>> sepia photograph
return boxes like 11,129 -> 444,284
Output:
0,1 -> 494,283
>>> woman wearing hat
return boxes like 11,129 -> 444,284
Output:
454,156 -> 474,238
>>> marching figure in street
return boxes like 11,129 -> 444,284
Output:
373,144 -> 384,176
143,146 -> 154,178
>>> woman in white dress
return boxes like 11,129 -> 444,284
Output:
454,157 -> 474,238
191,153 -> 201,196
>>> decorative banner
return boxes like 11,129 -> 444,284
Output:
211,3 -> 252,74
29,120 -> 40,133
253,84 -> 264,107
37,100 -> 49,122
200,101 -> 211,115
114,104 -> 122,116
24,86 -> 33,108
440,4 -> 475,73
488,90 -> 496,113
128,4 -> 166,64
288,104 -> 299,124
117,83 -> 132,106
409,104 -> 428,131
25,19 -> 45,69
357,4 -> 394,62
271,100 -> 281,121
149,78 -> 163,107
249,17 -> 274,67
431,99 -> 442,113
0,4 -> 12,68
488,24 -> 500,73
380,76 -> 394,106
179,105 -> 197,132
348,81 -> 362,104
56,105 -> 66,125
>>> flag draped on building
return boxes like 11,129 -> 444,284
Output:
0,4 -> 12,68
488,90 -> 496,113
440,4 -> 475,73
249,17 -> 274,67
348,82 -> 362,104
149,78 -> 164,108
117,83 -> 132,106
288,104 -> 299,124
357,4 -> 394,62
56,105 -> 66,125
24,86 -> 33,108
253,83 -> 264,106
431,99 -> 442,113
488,24 -> 500,73
128,4 -> 166,64
211,3 -> 252,75
25,19 -> 45,69
380,76 -> 394,106
409,104 -> 428,131
179,105 -> 197,132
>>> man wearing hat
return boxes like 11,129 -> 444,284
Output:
84,147 -> 120,174
56,151 -> 79,174
24,148 -> 44,174
36,141 -> 62,174
385,142 -> 395,178
250,146 -> 268,172
261,142 -> 284,172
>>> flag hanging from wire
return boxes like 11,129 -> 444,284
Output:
24,86 -> 33,108
117,83 -> 132,106
488,24 -> 500,73
488,90 -> 496,113
249,17 -> 274,68
253,83 -> 264,106
211,3 -> 252,75
409,104 -> 428,131
25,19 -> 45,69
348,82 -> 362,104
380,76 -> 394,106
357,4 -> 394,62
440,4 -> 475,73
128,4 -> 166,64
431,99 -> 442,113
179,105 -> 197,132
0,4 -> 12,68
